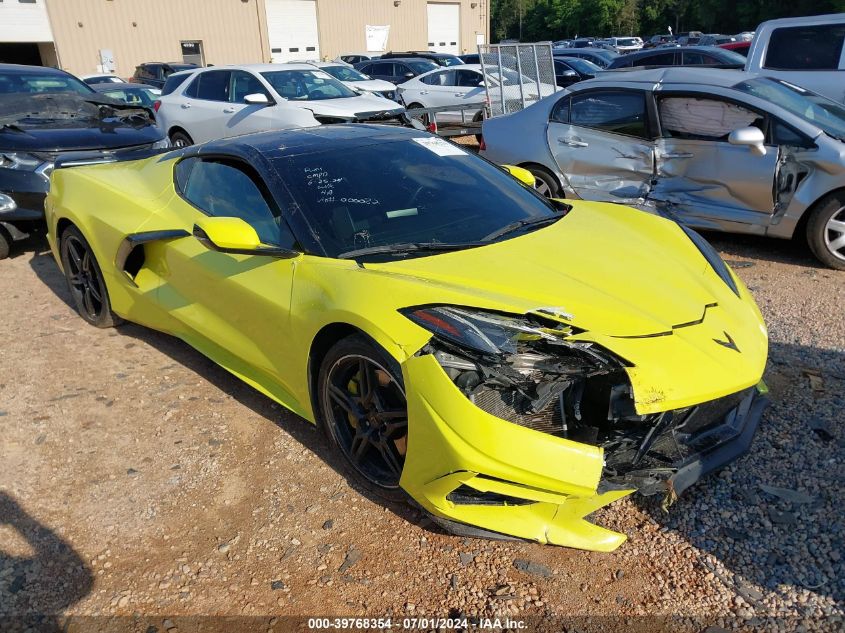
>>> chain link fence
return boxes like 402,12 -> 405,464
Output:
477,43 -> 557,117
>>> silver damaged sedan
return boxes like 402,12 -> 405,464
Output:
480,67 -> 845,269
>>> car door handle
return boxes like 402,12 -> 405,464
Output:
662,152 -> 694,159
558,137 -> 588,147
223,107 -> 236,113
419,90 -> 428,95
181,103 -> 191,109
454,92 -> 465,97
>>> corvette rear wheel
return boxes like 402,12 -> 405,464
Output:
317,335 -> 408,501
60,226 -> 123,328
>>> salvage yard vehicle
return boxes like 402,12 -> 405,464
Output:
398,64 -> 557,122
745,13 -> 845,104
305,62 -> 399,102
156,64 -> 404,147
481,67 -> 845,269
0,63 -> 167,260
46,125 -> 769,551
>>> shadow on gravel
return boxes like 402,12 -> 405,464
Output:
633,341 -> 844,609
0,492 -> 94,632
705,231 -> 824,269
26,246 -> 431,537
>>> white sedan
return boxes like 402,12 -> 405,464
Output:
156,63 -> 404,146
307,62 -> 399,102
398,64 -> 558,121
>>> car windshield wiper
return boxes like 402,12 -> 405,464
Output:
480,214 -> 562,242
337,241 -> 484,259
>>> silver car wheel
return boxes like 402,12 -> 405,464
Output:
172,138 -> 188,148
824,205 -> 845,262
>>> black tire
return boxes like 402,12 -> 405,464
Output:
473,111 -> 484,143
316,334 -> 409,503
59,225 -> 123,328
169,129 -> 193,148
0,224 -> 11,260
524,165 -> 562,198
806,192 -> 845,270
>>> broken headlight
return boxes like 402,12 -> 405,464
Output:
402,305 -> 631,435
401,305 -> 568,356
680,225 -> 740,297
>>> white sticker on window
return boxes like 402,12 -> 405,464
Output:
412,137 -> 468,157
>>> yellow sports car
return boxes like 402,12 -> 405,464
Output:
45,125 -> 768,551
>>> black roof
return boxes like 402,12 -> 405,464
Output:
194,124 -> 428,160
0,63 -> 73,75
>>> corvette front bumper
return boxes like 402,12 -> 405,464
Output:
400,354 -> 768,551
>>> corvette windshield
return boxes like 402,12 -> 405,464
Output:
275,137 -> 560,259
261,70 -> 357,101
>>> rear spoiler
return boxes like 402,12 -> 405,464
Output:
53,144 -> 172,170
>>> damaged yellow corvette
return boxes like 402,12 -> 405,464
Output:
45,125 -> 768,551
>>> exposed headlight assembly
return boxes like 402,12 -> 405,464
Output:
401,306 -> 631,430
680,225 -> 740,297
151,137 -> 171,149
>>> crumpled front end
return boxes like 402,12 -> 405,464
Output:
398,305 -> 768,551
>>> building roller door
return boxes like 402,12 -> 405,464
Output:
266,0 -> 320,62
427,3 -> 460,55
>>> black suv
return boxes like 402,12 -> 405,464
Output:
0,64 -> 166,259
354,58 -> 440,84
379,51 -> 464,67
130,62 -> 198,89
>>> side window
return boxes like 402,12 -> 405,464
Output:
682,51 -> 717,65
772,120 -> 814,148
634,52 -> 675,67
455,69 -> 482,87
230,71 -> 269,103
550,95 -> 570,123
765,24 -> 845,70
394,63 -> 413,78
658,97 -> 762,141
369,62 -> 391,76
176,157 -> 292,247
420,71 -> 443,86
184,75 -> 200,98
196,70 -> 231,101
570,91 -> 648,138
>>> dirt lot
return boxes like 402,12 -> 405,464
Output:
1,229 -> 843,632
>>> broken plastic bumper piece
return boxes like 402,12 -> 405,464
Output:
401,353 -> 768,551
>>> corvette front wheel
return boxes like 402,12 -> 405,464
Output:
317,335 -> 409,502
60,226 -> 123,328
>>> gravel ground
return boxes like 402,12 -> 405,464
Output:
0,229 -> 842,632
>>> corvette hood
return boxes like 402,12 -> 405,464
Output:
365,201 -> 735,338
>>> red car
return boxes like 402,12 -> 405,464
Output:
719,41 -> 751,56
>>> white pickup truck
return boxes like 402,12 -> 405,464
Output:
746,13 -> 845,103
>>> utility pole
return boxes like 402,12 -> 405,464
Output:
519,0 -> 523,41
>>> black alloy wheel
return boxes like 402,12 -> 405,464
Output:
318,336 -> 409,498
60,226 -> 122,328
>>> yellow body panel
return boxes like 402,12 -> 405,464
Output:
44,153 -> 769,551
